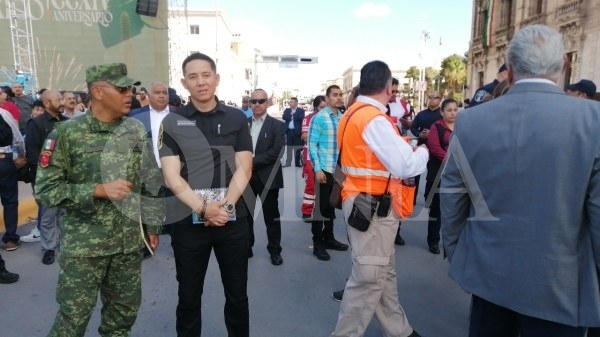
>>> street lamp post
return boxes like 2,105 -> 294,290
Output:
418,30 -> 430,109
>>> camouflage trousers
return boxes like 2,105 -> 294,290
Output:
47,251 -> 143,337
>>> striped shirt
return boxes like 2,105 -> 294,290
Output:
308,106 -> 341,173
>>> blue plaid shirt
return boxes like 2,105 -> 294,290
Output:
308,106 -> 341,173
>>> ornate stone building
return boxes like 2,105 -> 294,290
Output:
467,0 -> 600,96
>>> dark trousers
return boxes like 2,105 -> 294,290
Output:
413,175 -> 421,205
285,129 -> 301,165
469,295 -> 586,337
427,179 -> 441,245
171,216 -> 250,337
588,328 -> 600,337
246,182 -> 282,255
311,171 -> 335,243
0,156 -> 19,243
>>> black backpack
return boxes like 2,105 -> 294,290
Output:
0,114 -> 13,147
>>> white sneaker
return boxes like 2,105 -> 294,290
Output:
20,227 -> 40,243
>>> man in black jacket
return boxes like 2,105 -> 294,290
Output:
245,89 -> 286,265
25,89 -> 68,265
281,97 -> 304,167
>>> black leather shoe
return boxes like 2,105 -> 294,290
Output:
313,246 -> 330,261
429,244 -> 440,255
322,239 -> 349,251
330,289 -> 344,302
394,234 -> 406,246
248,247 -> 253,258
270,253 -> 283,265
42,250 -> 55,265
0,268 -> 19,284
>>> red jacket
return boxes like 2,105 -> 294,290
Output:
1,101 -> 20,122
428,120 -> 453,162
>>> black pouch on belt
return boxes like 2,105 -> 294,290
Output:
348,193 -> 378,232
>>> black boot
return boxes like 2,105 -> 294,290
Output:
0,264 -> 19,284
313,242 -> 330,261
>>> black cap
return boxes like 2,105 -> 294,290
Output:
565,79 -> 597,98
498,64 -> 507,73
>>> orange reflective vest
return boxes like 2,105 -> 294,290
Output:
338,103 -> 400,201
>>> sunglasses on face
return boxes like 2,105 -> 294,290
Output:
114,85 -> 133,93
428,95 -> 441,99
250,99 -> 268,104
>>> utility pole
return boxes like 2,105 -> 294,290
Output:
418,30 -> 430,109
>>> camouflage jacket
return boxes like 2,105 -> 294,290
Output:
35,111 -> 165,257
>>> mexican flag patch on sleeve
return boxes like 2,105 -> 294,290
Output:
39,137 -> 56,168
43,138 -> 56,151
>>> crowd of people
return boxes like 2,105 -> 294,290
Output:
1,23 -> 600,337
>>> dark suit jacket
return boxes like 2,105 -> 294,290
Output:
441,81 -> 600,327
248,115 -> 285,190
129,105 -> 151,134
130,105 -> 175,139
129,105 -> 169,226
282,107 -> 305,137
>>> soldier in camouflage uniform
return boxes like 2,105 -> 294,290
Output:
35,63 -> 165,337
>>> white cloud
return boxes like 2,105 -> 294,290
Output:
352,2 -> 391,20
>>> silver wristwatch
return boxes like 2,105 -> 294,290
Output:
223,201 -> 235,215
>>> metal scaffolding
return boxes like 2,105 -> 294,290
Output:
167,0 -> 188,89
8,0 -> 38,94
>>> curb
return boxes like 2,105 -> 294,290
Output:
0,196 -> 38,232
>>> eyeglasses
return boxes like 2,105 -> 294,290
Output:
98,84 -> 133,94
250,99 -> 268,104
392,90 -> 400,94
428,95 -> 441,99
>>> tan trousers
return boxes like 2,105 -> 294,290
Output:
331,196 -> 414,337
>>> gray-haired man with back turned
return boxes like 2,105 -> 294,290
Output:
442,24 -> 600,337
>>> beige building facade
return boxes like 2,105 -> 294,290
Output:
467,0 -> 600,97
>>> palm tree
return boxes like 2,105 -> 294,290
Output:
405,66 -> 420,81
440,54 -> 467,99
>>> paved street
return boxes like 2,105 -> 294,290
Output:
0,166 -> 470,337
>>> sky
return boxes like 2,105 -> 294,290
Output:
185,0 -> 473,92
